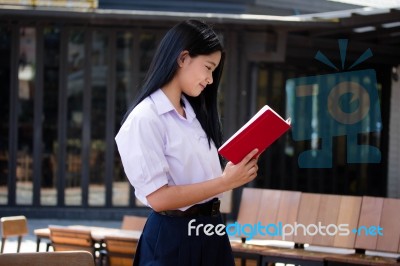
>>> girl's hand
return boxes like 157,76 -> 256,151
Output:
221,148 -> 259,190
146,149 -> 259,212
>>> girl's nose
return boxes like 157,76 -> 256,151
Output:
206,75 -> 213,85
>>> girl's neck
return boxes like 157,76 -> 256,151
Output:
161,85 -> 186,118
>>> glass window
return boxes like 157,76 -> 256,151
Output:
16,27 -> 36,205
113,31 -> 134,207
256,66 -> 269,110
65,29 -> 85,206
89,30 -> 108,206
114,32 -> 158,207
139,33 -> 157,82
0,27 -> 11,205
41,26 -> 60,206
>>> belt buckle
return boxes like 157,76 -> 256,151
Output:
211,200 -> 220,216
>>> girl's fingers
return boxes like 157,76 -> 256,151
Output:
241,149 -> 259,165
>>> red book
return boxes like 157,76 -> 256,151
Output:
218,105 -> 291,164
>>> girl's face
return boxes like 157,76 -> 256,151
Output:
176,50 -> 222,97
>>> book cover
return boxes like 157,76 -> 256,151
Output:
218,105 -> 291,164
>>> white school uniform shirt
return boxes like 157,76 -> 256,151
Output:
115,89 -> 222,211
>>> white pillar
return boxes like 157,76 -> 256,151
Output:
388,65 -> 400,198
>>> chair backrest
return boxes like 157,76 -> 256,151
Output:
49,226 -> 95,254
121,215 -> 147,231
355,196 -> 400,253
0,215 -> 28,238
294,193 -> 362,249
377,197 -> 400,253
220,189 -> 233,214
104,235 -> 137,266
236,187 -> 263,226
235,188 -> 301,241
257,189 -> 302,241
0,251 -> 95,266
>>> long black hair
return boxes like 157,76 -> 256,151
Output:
122,20 -> 225,151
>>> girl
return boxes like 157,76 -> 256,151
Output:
115,19 -> 259,266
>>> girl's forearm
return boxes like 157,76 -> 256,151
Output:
146,176 -> 229,212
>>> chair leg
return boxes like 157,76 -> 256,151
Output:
0,237 -> 5,253
17,236 -> 22,253
98,250 -> 108,266
36,237 -> 41,252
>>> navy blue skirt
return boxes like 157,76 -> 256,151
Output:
133,211 -> 235,266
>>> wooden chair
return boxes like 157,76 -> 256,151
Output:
120,215 -> 147,231
0,215 -> 29,253
49,226 -> 96,256
103,235 -> 138,266
0,250 -> 95,266
34,227 -> 52,252
98,215 -> 146,265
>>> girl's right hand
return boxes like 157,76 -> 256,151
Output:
221,148 -> 259,190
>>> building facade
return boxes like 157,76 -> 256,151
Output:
0,1 -> 399,219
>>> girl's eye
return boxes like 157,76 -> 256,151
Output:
206,66 -> 212,70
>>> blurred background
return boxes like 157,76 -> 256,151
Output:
0,0 -> 399,221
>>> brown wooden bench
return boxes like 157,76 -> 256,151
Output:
324,196 -> 400,265
230,187 -> 264,266
259,192 -> 362,266
231,189 -> 400,266
231,188 -> 301,266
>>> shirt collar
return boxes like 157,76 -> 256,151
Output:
150,89 -> 196,122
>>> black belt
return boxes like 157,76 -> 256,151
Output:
158,198 -> 221,218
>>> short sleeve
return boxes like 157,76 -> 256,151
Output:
115,109 -> 169,206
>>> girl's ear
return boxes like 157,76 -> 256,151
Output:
177,50 -> 190,67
